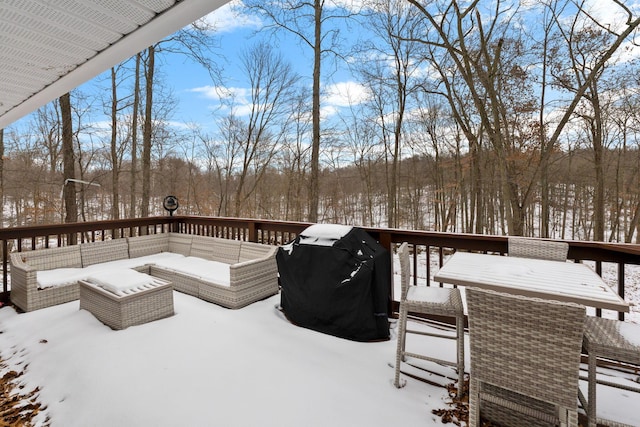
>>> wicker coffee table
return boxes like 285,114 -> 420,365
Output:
79,270 -> 174,330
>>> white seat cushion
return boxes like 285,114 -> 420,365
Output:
154,256 -> 231,286
37,268 -> 88,289
88,269 -> 154,294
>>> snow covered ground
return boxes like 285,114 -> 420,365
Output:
1,289 -> 639,426
0,293 -> 458,426
0,247 -> 639,426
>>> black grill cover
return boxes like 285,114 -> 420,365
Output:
276,225 -> 390,342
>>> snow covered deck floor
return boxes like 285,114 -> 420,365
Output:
0,292 -> 638,426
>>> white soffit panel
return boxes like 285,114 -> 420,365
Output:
0,0 -> 230,129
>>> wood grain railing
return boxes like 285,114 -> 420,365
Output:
1,215 -> 638,320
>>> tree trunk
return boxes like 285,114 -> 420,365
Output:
540,161 -> 550,238
60,93 -> 78,238
308,0 -> 322,223
591,84 -> 605,242
130,53 -> 141,218
142,46 -> 154,217
110,68 -> 120,220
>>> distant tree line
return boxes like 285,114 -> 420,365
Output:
1,0 -> 639,243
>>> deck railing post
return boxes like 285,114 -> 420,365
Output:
619,263 -> 626,321
248,221 -> 258,243
2,239 -> 7,302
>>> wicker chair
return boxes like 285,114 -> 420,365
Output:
579,316 -> 640,427
393,242 -> 465,396
466,287 -> 585,427
508,236 -> 569,261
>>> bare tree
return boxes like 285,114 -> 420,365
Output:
339,99 -> 383,226
407,0 -> 640,236
130,53 -> 141,218
219,42 -> 301,217
135,21 -> 220,218
356,0 -> 425,228
141,45 -> 155,217
277,88 -> 313,222
59,93 -> 77,227
408,94 -> 461,232
242,0 -> 358,222
108,66 -> 129,220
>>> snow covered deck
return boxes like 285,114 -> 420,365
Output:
0,291 -> 639,426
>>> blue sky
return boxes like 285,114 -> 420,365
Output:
7,0 -> 367,135
151,0 -> 368,131
8,0 -> 639,138
109,0 -> 640,132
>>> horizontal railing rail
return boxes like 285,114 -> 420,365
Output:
1,215 -> 638,320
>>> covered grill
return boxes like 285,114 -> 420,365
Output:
276,224 -> 390,342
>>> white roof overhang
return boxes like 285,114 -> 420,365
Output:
0,0 -> 230,129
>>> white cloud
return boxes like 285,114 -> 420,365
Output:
201,1 -> 262,33
190,85 -> 267,117
322,81 -> 370,108
327,0 -> 366,12
190,85 -> 250,102
191,81 -> 370,119
581,0 -> 640,64
320,105 -> 340,120
584,0 -> 635,33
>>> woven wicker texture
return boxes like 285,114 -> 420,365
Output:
11,233 -> 279,312
580,316 -> 640,427
209,238 -> 242,264
466,287 -> 585,427
168,233 -> 192,256
10,247 -> 82,312
79,277 -> 174,330
202,245 -> 279,309
80,239 -> 129,267
149,265 -> 199,297
198,277 -> 278,309
239,241 -> 274,263
394,242 -> 465,395
17,245 -> 82,270
127,233 -> 169,258
508,237 -> 569,261
189,235 -> 217,260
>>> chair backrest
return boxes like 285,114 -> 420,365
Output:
398,242 -> 411,300
466,287 -> 585,409
508,237 -> 569,261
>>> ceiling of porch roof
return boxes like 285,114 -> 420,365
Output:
0,0 -> 229,129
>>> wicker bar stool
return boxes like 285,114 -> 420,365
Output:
393,242 -> 465,396
579,316 -> 640,427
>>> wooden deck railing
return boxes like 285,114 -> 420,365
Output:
1,215 -> 638,320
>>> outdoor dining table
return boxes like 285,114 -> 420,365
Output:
433,251 -> 630,313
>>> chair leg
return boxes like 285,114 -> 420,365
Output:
556,406 -> 578,427
567,408 -> 578,427
394,305 -> 408,388
587,349 -> 597,427
456,314 -> 465,398
468,378 -> 480,427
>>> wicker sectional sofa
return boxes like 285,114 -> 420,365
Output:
10,233 -> 279,312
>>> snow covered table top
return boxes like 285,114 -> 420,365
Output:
434,252 -> 630,312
